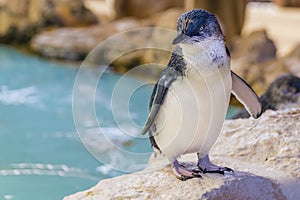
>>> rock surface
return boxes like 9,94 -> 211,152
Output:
113,0 -> 183,19
0,0 -> 97,43
230,30 -> 277,65
231,31 -> 300,95
30,18 -> 153,60
64,109 -> 300,200
274,0 -> 300,7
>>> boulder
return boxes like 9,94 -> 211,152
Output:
142,8 -> 183,67
230,30 -> 277,65
231,31 -> 300,95
64,109 -> 300,200
113,0 -> 183,19
274,0 -> 300,7
284,43 -> 300,77
0,0 -> 97,44
30,18 -> 153,61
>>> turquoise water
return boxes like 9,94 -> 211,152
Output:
0,45 -> 239,200
0,45 -> 153,200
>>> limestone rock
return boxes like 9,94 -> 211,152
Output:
231,37 -> 300,96
64,109 -> 300,200
42,0 -> 98,27
274,0 -> 300,7
30,18 -> 153,61
113,0 -> 183,19
284,44 -> 300,77
0,0 -> 97,44
142,8 -> 183,67
232,74 -> 300,119
64,170 -> 284,200
230,30 -> 277,65
212,109 -> 300,181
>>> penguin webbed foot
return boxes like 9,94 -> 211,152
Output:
197,154 -> 233,175
172,160 -> 202,181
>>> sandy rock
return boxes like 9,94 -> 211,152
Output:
43,0 -> 98,27
142,8 -> 183,67
274,0 -> 300,7
231,36 -> 300,95
0,0 -> 97,43
151,8 -> 183,30
64,109 -> 300,200
230,30 -> 277,65
64,170 -> 284,200
30,18 -> 153,61
284,44 -> 300,77
113,0 -> 183,19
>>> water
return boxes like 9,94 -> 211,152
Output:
0,45 -> 239,200
0,45 -> 153,200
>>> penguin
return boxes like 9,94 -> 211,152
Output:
142,9 -> 262,180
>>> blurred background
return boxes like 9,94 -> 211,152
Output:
1,0 -> 300,199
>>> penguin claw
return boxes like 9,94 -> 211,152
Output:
200,166 -> 233,174
197,155 -> 234,175
179,175 -> 193,181
192,172 -> 203,178
192,168 -> 203,173
172,160 -> 202,181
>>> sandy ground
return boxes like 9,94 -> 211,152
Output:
84,1 -> 300,57
243,2 -> 300,57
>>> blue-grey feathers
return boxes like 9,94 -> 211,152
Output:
141,47 -> 186,136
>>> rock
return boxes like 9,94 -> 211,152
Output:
230,30 -> 283,95
274,0 -> 300,7
232,74 -> 300,119
213,109 -> 300,184
113,0 -> 183,19
64,109 -> 300,200
142,8 -> 183,67
30,26 -> 99,60
64,170 -> 284,200
42,0 -> 98,27
230,30 -> 277,65
231,37 -> 300,96
284,44 -> 300,78
30,18 -> 153,61
0,0 -> 97,44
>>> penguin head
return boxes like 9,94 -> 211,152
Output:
172,9 -> 224,45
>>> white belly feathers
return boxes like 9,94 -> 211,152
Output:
154,67 -> 232,159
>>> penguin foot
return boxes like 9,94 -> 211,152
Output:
172,160 -> 202,181
197,154 -> 233,175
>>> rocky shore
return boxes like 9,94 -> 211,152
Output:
64,108 -> 300,200
1,1 -> 300,94
0,0 -> 97,44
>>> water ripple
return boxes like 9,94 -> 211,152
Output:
0,163 -> 98,180
0,86 -> 39,106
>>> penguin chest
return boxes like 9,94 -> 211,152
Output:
154,69 -> 232,158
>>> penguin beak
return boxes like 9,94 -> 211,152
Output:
172,33 -> 188,45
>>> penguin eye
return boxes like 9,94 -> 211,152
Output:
199,26 -> 204,31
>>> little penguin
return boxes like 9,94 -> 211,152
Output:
141,9 -> 262,180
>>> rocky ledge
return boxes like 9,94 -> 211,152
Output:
64,109 -> 300,200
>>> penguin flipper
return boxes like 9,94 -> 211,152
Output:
141,82 -> 172,135
231,71 -> 262,118
141,67 -> 178,135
